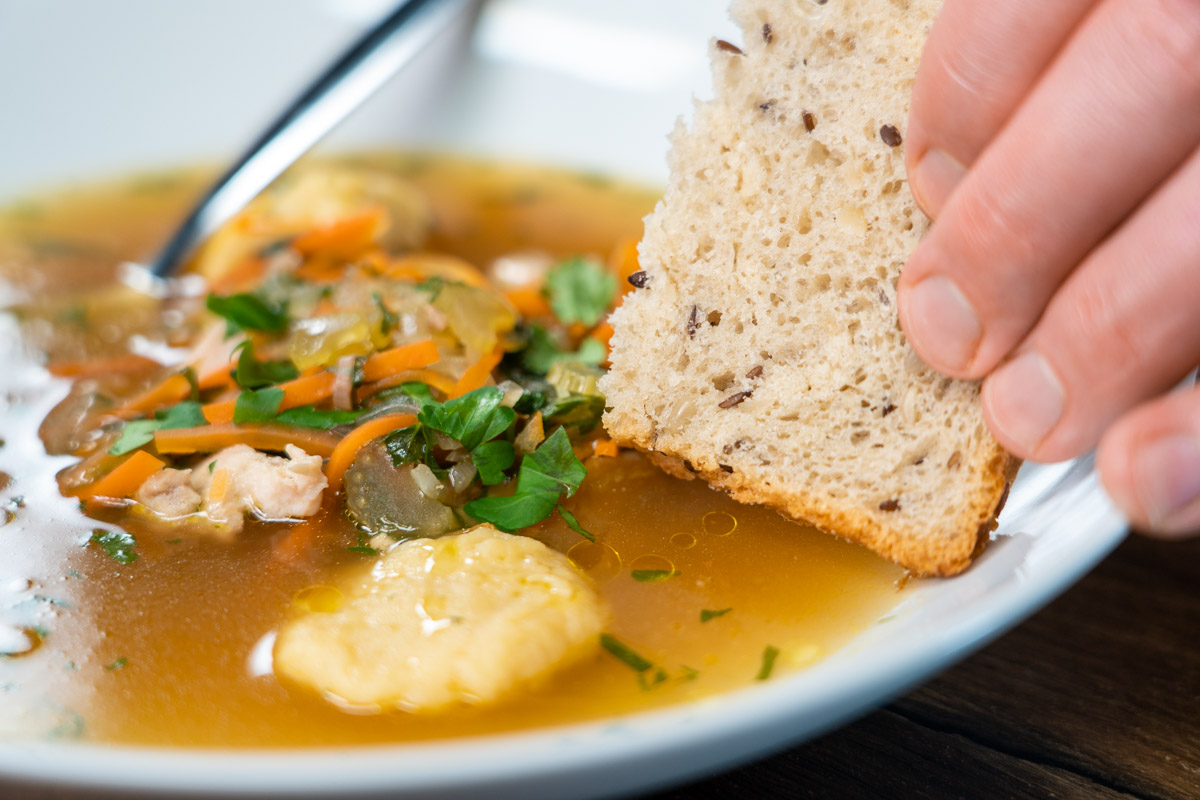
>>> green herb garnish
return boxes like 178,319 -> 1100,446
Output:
206,292 -> 289,334
108,400 -> 207,456
464,428 -> 586,531
232,341 -> 298,389
700,608 -> 732,623
88,530 -> 138,565
383,424 -> 436,468
104,657 -> 128,671
346,546 -> 378,555
556,505 -> 594,542
756,645 -> 780,681
521,325 -> 606,375
232,387 -> 285,424
545,257 -> 616,327
274,405 -> 361,430
471,439 -> 516,486
599,633 -> 654,672
631,569 -> 677,583
418,386 -> 516,452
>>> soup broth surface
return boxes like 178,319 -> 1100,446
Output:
0,156 -> 904,747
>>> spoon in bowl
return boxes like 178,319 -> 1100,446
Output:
131,0 -> 477,286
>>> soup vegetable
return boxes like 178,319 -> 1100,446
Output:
0,156 -> 903,745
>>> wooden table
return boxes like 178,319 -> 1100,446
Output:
646,533 -> 1200,800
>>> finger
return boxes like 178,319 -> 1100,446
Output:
1097,384 -> 1200,538
981,142 -> 1200,462
907,0 -> 1096,218
899,0 -> 1200,379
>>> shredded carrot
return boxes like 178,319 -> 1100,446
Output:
48,354 -> 161,379
292,207 -> 386,260
449,347 -> 504,399
503,285 -> 552,318
208,468 -> 230,504
360,340 -> 440,384
355,368 -> 458,404
324,414 -> 417,495
593,439 -> 620,458
117,373 -> 192,417
154,423 -> 340,457
610,237 -> 642,295
197,364 -> 235,391
76,450 -> 166,501
590,321 -> 614,347
202,371 -> 336,424
208,255 -> 268,294
384,254 -> 491,289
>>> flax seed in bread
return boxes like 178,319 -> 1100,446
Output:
600,0 -> 1017,576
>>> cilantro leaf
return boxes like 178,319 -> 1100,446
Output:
521,325 -> 606,375
398,381 -> 438,409
472,440 -> 515,486
206,292 -> 289,334
88,529 -> 138,565
274,405 -> 361,430
232,388 -> 284,424
108,401 -> 206,455
383,424 -> 435,468
544,257 -> 617,327
556,505 -> 595,542
232,341 -> 298,389
463,427 -> 586,531
544,393 -> 605,434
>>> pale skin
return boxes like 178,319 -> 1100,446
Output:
897,0 -> 1200,537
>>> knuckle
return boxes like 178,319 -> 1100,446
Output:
952,180 -> 1039,273
1059,277 -> 1148,378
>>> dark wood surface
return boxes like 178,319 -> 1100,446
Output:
645,533 -> 1200,800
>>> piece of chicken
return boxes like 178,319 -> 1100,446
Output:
273,525 -> 605,712
135,444 -> 326,533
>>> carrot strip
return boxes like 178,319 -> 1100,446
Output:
383,254 -> 491,289
292,208 -> 386,260
77,451 -> 165,501
48,354 -> 161,379
197,364 -> 235,391
590,321 -> 614,347
118,373 -> 192,416
610,237 -> 641,295
208,255 -> 268,294
202,371 -> 336,424
360,340 -> 440,383
355,369 -> 458,404
503,285 -> 552,318
593,439 -> 620,458
154,423 -> 340,457
448,347 -> 504,399
324,414 -> 417,495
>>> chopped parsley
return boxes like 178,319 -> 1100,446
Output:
755,645 -> 780,681
544,257 -> 617,327
464,427 -> 586,531
232,387 -> 285,424
104,657 -> 128,671
700,608 -> 732,623
206,291 -> 289,334
274,405 -> 361,430
108,400 -> 207,455
556,505 -> 594,542
232,341 -> 298,389
88,529 -> 138,565
631,569 -> 677,583
599,633 -> 654,672
521,324 -> 606,375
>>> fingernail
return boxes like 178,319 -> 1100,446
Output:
905,275 -> 981,372
984,351 -> 1065,454
1133,435 -> 1200,531
912,149 -> 966,218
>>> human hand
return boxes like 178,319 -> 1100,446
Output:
896,0 -> 1200,537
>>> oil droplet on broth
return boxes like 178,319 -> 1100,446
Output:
701,511 -> 737,537
669,532 -> 696,550
293,585 -> 343,613
567,541 -> 622,583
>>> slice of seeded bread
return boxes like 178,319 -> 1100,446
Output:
600,0 -> 1017,576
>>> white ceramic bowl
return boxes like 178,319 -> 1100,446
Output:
0,1 -> 1128,796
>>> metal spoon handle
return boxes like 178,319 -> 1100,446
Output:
148,0 -> 474,278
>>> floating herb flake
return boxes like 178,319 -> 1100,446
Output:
104,657 -> 128,671
88,529 -> 138,565
631,569 -> 677,583
599,633 -> 654,673
700,608 -> 732,623
755,645 -> 780,681
556,505 -> 595,542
